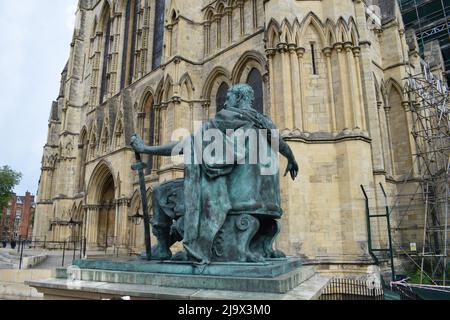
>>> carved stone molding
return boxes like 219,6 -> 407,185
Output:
265,48 -> 276,58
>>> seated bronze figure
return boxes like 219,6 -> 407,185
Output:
131,84 -> 298,265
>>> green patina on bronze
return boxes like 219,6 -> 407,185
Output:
72,257 -> 302,279
130,84 -> 299,266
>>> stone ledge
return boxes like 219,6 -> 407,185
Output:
72,257 -> 302,278
26,274 -> 331,300
55,264 -> 314,294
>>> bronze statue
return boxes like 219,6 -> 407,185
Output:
131,84 -> 298,265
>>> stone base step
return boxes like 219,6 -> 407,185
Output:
26,273 -> 331,300
55,265 -> 314,294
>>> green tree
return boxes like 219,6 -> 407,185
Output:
0,166 -> 22,218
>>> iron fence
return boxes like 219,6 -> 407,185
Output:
319,278 -> 384,300
1,237 -> 86,269
389,284 -> 423,300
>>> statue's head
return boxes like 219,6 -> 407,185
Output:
224,84 -> 254,110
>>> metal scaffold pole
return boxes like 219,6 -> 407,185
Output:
401,60 -> 450,285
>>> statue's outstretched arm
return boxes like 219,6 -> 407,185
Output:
264,116 -> 299,181
131,134 -> 183,156
279,137 -> 299,181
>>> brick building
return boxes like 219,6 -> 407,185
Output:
1,192 -> 36,241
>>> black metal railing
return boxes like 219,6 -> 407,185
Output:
1,237 -> 87,269
319,278 -> 384,300
389,284 -> 423,300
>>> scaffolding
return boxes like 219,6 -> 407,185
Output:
390,61 -> 450,285
398,0 -> 450,81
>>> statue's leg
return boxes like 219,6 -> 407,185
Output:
251,218 -> 286,259
264,219 -> 286,258
150,188 -> 173,261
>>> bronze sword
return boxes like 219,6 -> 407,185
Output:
131,151 -> 152,261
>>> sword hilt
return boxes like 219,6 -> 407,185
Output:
131,152 -> 147,171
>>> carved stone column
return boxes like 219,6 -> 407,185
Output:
214,14 -> 222,50
204,22 -> 211,56
189,102 -> 195,133
296,47 -> 306,131
334,43 -> 350,130
225,7 -> 233,44
403,101 -> 419,176
344,42 -> 361,129
289,44 -> 301,130
323,47 -> 337,132
160,102 -> 169,167
153,104 -> 162,169
252,0 -> 257,30
237,0 -> 244,37
172,95 -> 182,133
352,46 -> 366,130
166,25 -> 173,58
383,104 -> 395,174
265,49 -> 277,121
202,101 -> 211,122
277,43 -> 292,130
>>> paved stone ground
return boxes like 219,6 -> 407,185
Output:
0,249 -> 19,269
1,247 -> 122,270
32,251 -> 73,269
0,248 -> 83,270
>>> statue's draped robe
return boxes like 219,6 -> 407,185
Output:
182,106 -> 281,264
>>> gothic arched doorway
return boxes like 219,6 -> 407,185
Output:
86,162 -> 117,250
97,174 -> 116,248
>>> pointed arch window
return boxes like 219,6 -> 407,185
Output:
216,82 -> 229,113
311,42 -> 318,75
141,94 -> 156,172
152,0 -> 166,70
247,68 -> 264,114
121,0 -> 139,89
100,16 -> 113,104
78,131 -> 88,192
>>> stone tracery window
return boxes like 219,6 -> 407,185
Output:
216,82 -> 229,113
246,68 -> 264,114
121,0 -> 139,88
100,15 -> 113,104
152,0 -> 166,70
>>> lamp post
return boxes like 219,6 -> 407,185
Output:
68,218 -> 83,239
131,209 -> 144,226
68,218 -> 82,262
130,209 -> 144,250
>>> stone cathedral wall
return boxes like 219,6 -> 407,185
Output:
33,0 -> 436,276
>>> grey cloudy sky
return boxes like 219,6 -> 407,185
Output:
0,0 -> 78,196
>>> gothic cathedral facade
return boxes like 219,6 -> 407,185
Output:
34,0 -> 433,276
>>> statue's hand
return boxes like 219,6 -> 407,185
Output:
284,159 -> 299,181
130,134 -> 147,154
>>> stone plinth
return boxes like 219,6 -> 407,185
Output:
26,258 -> 332,300
72,257 -> 302,279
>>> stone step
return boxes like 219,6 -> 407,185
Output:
26,272 -> 332,300
55,264 -> 314,294
72,257 -> 303,278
